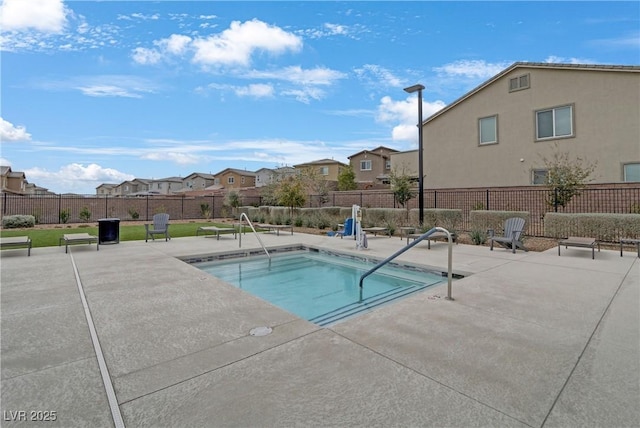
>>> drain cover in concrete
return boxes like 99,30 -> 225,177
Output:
250,326 -> 273,336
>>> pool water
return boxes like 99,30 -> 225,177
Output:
196,251 -> 445,326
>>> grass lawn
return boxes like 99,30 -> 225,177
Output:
0,222 -> 236,248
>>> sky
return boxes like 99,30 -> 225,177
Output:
1,1 -> 639,194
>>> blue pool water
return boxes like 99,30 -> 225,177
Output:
195,250 -> 445,326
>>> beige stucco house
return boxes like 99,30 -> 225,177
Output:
293,159 -> 348,182
149,177 -> 184,195
96,183 -> 117,196
213,168 -> 256,189
0,166 -> 26,194
114,178 -> 151,196
389,150 -> 419,182
348,146 -> 398,185
420,62 -> 640,188
182,173 -> 216,192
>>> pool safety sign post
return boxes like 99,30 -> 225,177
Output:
352,205 -> 367,250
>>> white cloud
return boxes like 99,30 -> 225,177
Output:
0,0 -> 67,33
36,75 -> 158,98
235,84 -> 274,98
354,64 -> 403,88
24,163 -> 134,193
243,66 -> 347,86
131,47 -> 163,65
0,117 -> 32,142
376,96 -> 446,143
433,59 -> 512,80
544,56 -> 595,64
0,157 -> 12,166
141,152 -> 202,165
133,19 -> 303,67
158,34 -> 192,55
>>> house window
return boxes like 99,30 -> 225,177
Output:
319,166 -> 329,175
228,177 -> 234,184
385,160 -> 391,170
479,115 -> 498,145
532,169 -> 549,185
536,105 -> 573,140
509,73 -> 530,92
241,177 -> 245,184
623,163 -> 640,182
360,160 -> 372,171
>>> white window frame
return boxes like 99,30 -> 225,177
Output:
360,160 -> 372,171
228,176 -> 234,184
319,166 -> 329,176
385,159 -> 391,170
479,115 -> 498,145
536,105 -> 574,140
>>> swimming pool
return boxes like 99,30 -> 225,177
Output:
195,249 -> 447,326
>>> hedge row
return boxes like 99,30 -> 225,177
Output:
544,213 -> 640,240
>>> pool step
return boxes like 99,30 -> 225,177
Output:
309,283 -> 431,327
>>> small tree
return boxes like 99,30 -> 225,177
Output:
225,191 -> 241,218
200,203 -> 211,220
542,147 -> 597,210
59,208 -> 70,224
337,164 -> 358,191
79,206 -> 92,222
389,167 -> 415,220
277,176 -> 306,218
300,168 -> 330,205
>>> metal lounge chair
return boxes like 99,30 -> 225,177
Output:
145,213 -> 170,242
488,217 -> 527,254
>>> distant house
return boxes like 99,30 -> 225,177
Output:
254,166 -> 296,187
348,146 -> 398,185
149,177 -> 184,195
420,62 -> 640,188
25,182 -> 54,196
0,166 -> 26,194
293,159 -> 348,182
114,178 -> 151,196
96,183 -> 118,196
213,168 -> 256,190
182,173 -> 216,192
390,150 -> 419,182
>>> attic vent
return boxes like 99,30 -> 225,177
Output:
509,73 -> 530,92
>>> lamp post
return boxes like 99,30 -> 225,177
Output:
404,83 -> 425,225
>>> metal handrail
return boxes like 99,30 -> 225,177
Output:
238,213 -> 271,259
358,227 -> 454,302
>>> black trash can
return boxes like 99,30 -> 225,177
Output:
98,218 -> 120,244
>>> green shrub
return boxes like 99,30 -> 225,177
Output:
128,207 -> 140,220
294,216 -> 304,227
470,230 -> 487,245
79,206 -> 92,222
2,215 -> 36,229
544,213 -> 640,241
59,209 -> 70,224
470,210 -> 529,236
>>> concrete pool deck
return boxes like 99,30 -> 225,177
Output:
1,231 -> 638,427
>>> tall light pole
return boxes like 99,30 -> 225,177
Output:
404,83 -> 425,225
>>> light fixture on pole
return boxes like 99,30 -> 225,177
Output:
404,83 -> 425,225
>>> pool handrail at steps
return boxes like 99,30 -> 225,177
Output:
238,212 -> 271,259
358,227 -> 454,302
